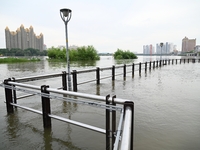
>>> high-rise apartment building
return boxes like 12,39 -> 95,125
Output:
5,25 -> 44,51
143,44 -> 155,54
182,37 -> 196,52
156,42 -> 173,54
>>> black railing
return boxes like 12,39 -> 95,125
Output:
11,58 -> 200,92
1,80 -> 134,150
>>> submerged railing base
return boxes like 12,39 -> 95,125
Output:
1,79 -> 134,150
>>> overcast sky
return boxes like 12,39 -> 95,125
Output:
0,0 -> 199,53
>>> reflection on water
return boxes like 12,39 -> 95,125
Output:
47,61 -> 67,69
48,60 -> 97,69
7,61 -> 45,73
62,101 -> 78,115
115,58 -> 136,65
71,60 -> 97,67
6,112 -> 20,140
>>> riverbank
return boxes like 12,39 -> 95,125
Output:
0,57 -> 40,63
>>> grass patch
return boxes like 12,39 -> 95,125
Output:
0,57 -> 40,63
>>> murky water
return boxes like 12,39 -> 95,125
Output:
0,56 -> 200,150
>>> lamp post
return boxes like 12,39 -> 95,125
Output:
160,42 -> 163,60
60,8 -> 72,90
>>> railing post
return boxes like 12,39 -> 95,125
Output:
159,60 -> 161,67
132,63 -> 135,77
184,59 -> 185,64
112,95 -> 116,150
188,58 -> 189,63
176,59 -> 177,64
112,65 -> 115,80
12,77 -> 17,106
105,94 -> 110,150
149,61 -> 151,70
172,59 -> 174,65
180,59 -> 181,64
156,60 -> 158,68
145,62 -> 147,73
123,64 -> 126,78
139,62 -> 141,76
168,59 -> 170,65
62,71 -> 67,90
96,67 -> 100,85
153,61 -> 155,69
41,85 -> 51,128
4,78 -> 14,113
72,70 -> 77,92
193,58 -> 195,63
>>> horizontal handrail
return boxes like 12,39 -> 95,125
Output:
11,103 -> 42,115
5,81 -> 131,105
76,68 -> 97,74
100,66 -> 112,71
49,114 -> 106,134
77,79 -> 97,85
17,93 -> 36,100
15,72 -> 62,82
6,81 -> 41,90
1,83 -> 122,111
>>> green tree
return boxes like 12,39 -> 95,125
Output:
114,49 -> 137,59
47,45 -> 100,61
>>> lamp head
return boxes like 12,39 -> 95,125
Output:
60,8 -> 72,17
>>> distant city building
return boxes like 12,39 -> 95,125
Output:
143,44 -> 155,54
182,37 -> 196,52
156,42 -> 173,54
143,42 -> 178,54
5,25 -> 44,51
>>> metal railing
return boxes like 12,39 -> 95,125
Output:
1,78 -> 134,150
11,58 -> 200,92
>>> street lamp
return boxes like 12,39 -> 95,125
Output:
60,8 -> 72,90
160,42 -> 163,60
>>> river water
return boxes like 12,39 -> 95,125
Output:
0,56 -> 199,150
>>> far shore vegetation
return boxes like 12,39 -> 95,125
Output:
0,57 -> 40,63
114,49 -> 138,59
47,45 -> 100,61
0,48 -> 47,56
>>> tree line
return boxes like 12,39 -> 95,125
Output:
47,45 -> 100,61
47,46 -> 137,61
0,48 -> 47,56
